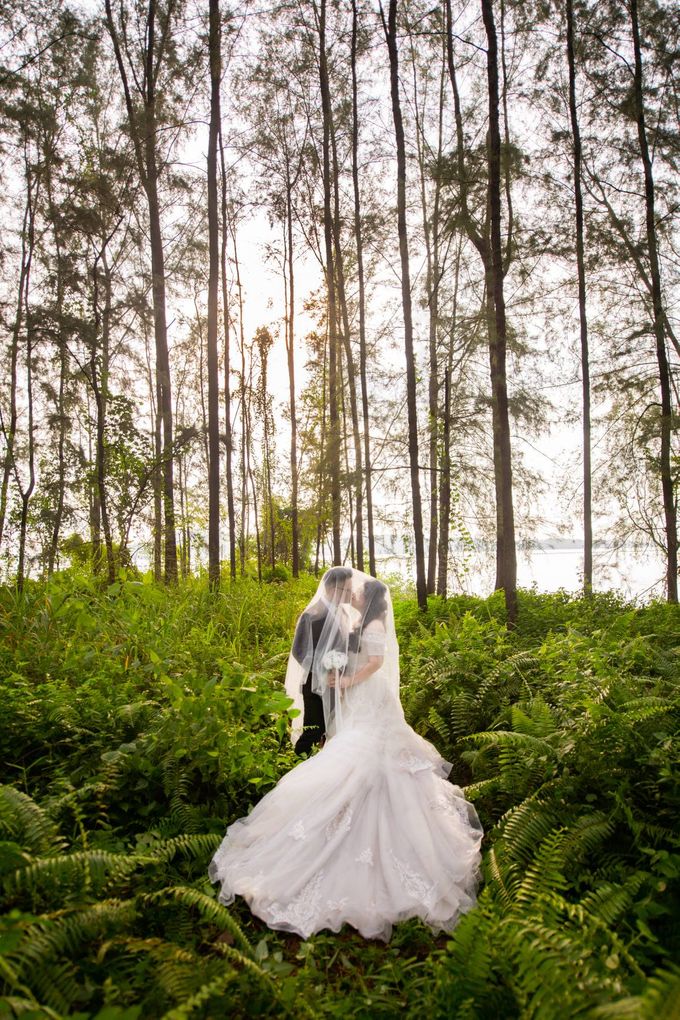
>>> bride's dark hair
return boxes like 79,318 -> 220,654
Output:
361,579 -> 388,627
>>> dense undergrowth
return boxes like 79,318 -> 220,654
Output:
1,569 -> 679,1018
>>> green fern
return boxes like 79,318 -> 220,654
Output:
159,968 -> 238,1018
139,886 -> 253,958
0,786 -> 66,855
99,936 -> 203,1002
589,961 -> 680,1018
461,727 -> 560,754
0,993 -> 65,1019
5,849 -> 144,898
493,791 -> 564,865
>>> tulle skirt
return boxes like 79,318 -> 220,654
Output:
208,708 -> 484,941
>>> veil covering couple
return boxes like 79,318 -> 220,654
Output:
208,567 -> 484,942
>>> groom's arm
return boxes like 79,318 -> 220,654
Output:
291,612 -> 311,665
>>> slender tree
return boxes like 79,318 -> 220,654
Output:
565,0 -> 592,594
629,0 -> 677,602
316,0 -> 342,564
206,0 -> 221,588
381,0 -> 427,609
350,0 -> 376,576
218,129 -> 237,579
480,0 -> 517,624
104,0 -> 179,582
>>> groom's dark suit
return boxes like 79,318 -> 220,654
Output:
290,608 -> 329,756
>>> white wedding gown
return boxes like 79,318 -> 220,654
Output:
208,640 -> 484,941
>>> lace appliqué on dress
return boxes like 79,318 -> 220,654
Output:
290,820 -> 307,841
355,847 -> 374,866
389,849 -> 437,907
428,793 -> 461,817
398,749 -> 435,774
325,803 -> 353,840
268,869 -> 325,929
326,896 -> 348,912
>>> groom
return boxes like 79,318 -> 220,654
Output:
290,566 -> 353,756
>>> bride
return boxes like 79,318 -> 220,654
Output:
208,567 -> 484,942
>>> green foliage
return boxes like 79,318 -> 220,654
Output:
1,574 -> 678,1017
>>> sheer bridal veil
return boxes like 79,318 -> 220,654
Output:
284,567 -> 401,745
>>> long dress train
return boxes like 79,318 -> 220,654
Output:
208,641 -> 484,942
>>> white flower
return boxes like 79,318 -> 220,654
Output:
322,650 -> 348,671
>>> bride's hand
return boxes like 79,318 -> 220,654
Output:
328,670 -> 352,689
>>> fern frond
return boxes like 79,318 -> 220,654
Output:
437,907 -> 495,1004
159,967 -> 238,1019
510,700 -> 557,739
538,889 -> 645,979
18,957 -> 81,1015
99,936 -> 202,1002
502,910 -> 619,1018
561,811 -> 615,861
0,786 -> 65,855
513,829 -> 569,908
589,961 -> 680,1019
140,886 -> 253,958
462,776 -> 503,799
0,993 -> 64,1019
494,793 -> 562,865
460,730 -> 559,758
427,708 -> 451,745
213,942 -> 314,1020
11,899 -> 138,974
617,695 -> 674,712
579,872 -> 647,928
449,693 -> 475,736
476,651 -> 540,702
484,845 -> 520,911
5,849 -> 143,896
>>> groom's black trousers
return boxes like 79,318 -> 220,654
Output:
294,677 -> 326,756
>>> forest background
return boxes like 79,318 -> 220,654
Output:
1,0 -> 679,1017
0,0 -> 677,610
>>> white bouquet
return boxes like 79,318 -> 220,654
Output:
322,650 -> 348,672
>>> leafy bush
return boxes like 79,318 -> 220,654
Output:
1,573 -> 678,1017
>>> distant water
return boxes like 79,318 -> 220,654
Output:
370,538 -> 668,602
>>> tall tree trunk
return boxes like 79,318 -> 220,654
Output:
146,137 -> 177,583
381,0 -> 427,609
178,452 -> 187,578
629,0 -> 677,603
409,29 -> 446,594
481,0 -> 517,625
219,129 -> 237,580
351,0 -> 376,576
317,0 -> 342,565
565,0 -> 593,594
315,329 -> 329,576
245,358 -> 262,581
328,104 -> 364,571
46,202 -> 67,578
16,163 -> 37,592
0,191 -> 30,556
437,238 -> 462,597
197,304 -> 210,470
92,247 -> 116,584
105,0 -> 177,583
339,349 -> 356,565
258,336 -> 276,570
154,394 -> 163,579
285,191 -> 300,576
207,0 -> 221,588
230,219 -> 249,576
